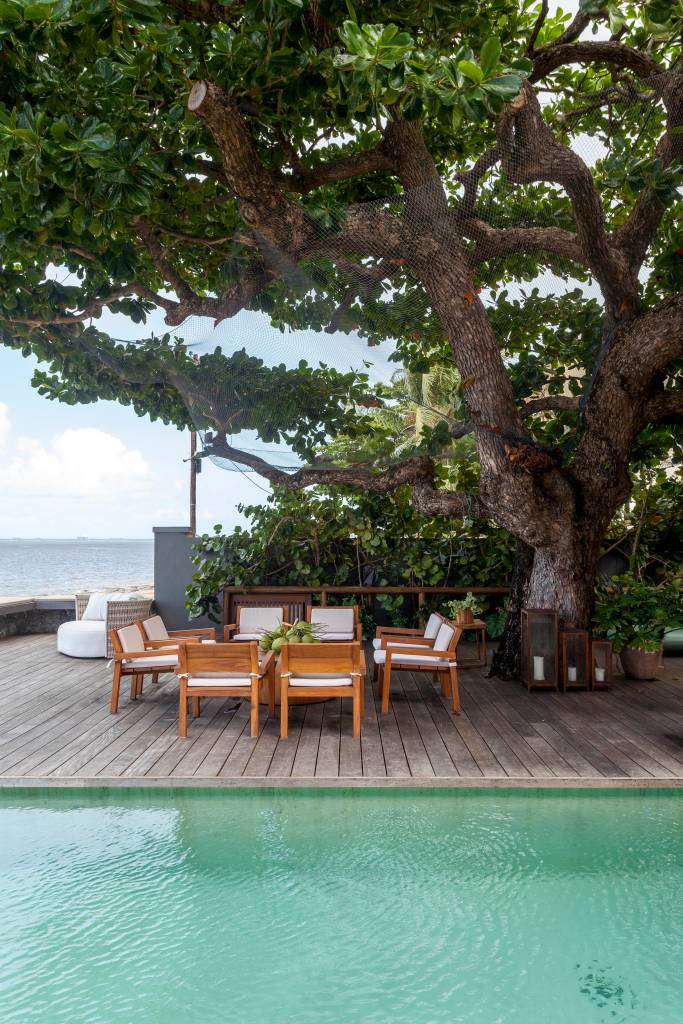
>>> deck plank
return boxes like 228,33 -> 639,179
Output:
0,634 -> 681,784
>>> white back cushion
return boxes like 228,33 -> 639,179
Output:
239,607 -> 283,633
434,622 -> 455,651
118,624 -> 142,652
424,613 -> 442,639
82,592 -> 108,621
311,607 -> 354,634
143,615 -> 168,641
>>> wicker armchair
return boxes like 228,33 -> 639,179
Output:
75,593 -> 154,658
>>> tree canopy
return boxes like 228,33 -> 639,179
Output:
0,0 -> 681,656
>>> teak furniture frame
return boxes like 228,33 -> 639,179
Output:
138,614 -> 216,643
278,642 -> 364,738
178,641 -> 275,738
109,623 -> 186,713
377,623 -> 462,715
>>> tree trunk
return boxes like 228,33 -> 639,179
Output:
489,538 -> 534,680
489,518 -> 605,681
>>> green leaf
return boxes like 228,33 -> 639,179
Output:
457,59 -> 483,84
479,36 -> 501,77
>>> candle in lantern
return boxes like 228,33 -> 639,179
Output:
533,655 -> 544,681
595,666 -> 605,683
567,666 -> 577,683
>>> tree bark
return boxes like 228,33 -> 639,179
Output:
489,539 -> 534,680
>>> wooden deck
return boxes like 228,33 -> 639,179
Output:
1,634 -> 682,787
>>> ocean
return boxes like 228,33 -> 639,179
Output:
0,539 -> 154,598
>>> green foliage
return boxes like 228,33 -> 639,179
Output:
186,484 -> 513,621
443,592 -> 485,617
593,573 -> 682,652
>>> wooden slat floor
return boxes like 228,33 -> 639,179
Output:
1,633 -> 682,786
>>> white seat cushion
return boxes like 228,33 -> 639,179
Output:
232,632 -> 262,641
81,592 -> 109,621
238,608 -> 283,634
424,613 -> 442,640
123,654 -> 178,669
433,621 -> 455,650
58,619 -> 106,658
373,649 -> 454,669
288,675 -> 353,687
142,615 -> 169,641
310,608 -> 355,635
372,639 -> 427,650
186,675 -> 252,687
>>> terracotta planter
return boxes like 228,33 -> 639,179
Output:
620,647 -> 659,681
456,609 -> 474,626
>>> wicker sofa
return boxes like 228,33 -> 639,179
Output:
57,593 -> 154,659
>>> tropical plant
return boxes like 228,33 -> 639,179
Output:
444,592 -> 485,618
593,574 -> 682,653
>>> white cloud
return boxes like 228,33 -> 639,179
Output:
0,422 -> 150,498
0,402 -> 10,448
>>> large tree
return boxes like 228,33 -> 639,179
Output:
1,0 -> 681,669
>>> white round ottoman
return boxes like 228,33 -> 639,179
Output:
57,619 -> 107,658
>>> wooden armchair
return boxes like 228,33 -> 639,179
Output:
109,623 -> 180,713
139,614 -> 216,646
223,606 -> 287,642
306,604 -> 362,641
177,641 -> 275,738
373,619 -> 462,715
279,642 -> 364,738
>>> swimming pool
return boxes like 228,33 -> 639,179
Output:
0,788 -> 681,1023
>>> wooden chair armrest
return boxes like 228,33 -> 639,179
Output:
259,650 -> 275,673
377,626 -> 423,636
382,637 -> 433,649
168,627 -> 216,639
114,649 -> 174,662
223,624 -> 237,641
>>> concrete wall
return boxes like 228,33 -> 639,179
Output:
153,527 -> 218,631
0,599 -> 75,640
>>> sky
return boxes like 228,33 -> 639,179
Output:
0,0 -> 608,540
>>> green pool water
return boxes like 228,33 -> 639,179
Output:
0,788 -> 681,1024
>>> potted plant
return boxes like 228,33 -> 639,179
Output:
593,575 -> 682,680
259,620 -> 322,653
444,592 -> 485,626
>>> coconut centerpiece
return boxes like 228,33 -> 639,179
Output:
259,620 -> 323,653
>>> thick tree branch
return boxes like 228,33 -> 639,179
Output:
465,220 -> 582,267
5,284 -> 175,325
526,0 -> 548,55
205,437 -> 484,517
135,217 -> 199,306
530,41 -> 663,82
496,85 -> 637,318
276,145 -> 393,193
643,387 -> 683,425
523,394 -> 580,415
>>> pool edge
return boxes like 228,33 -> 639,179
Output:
1,775 -> 681,789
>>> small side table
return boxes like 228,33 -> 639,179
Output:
456,618 -> 488,668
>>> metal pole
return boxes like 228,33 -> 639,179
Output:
190,430 -> 197,535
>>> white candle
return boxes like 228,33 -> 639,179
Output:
595,666 -> 605,683
567,666 -> 577,683
533,655 -> 544,681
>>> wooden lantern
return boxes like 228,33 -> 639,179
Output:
560,629 -> 591,690
521,609 -> 559,690
591,639 -> 613,690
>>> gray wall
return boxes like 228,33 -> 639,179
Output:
153,527 -> 218,630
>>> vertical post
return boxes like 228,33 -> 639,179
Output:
190,430 -> 197,536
